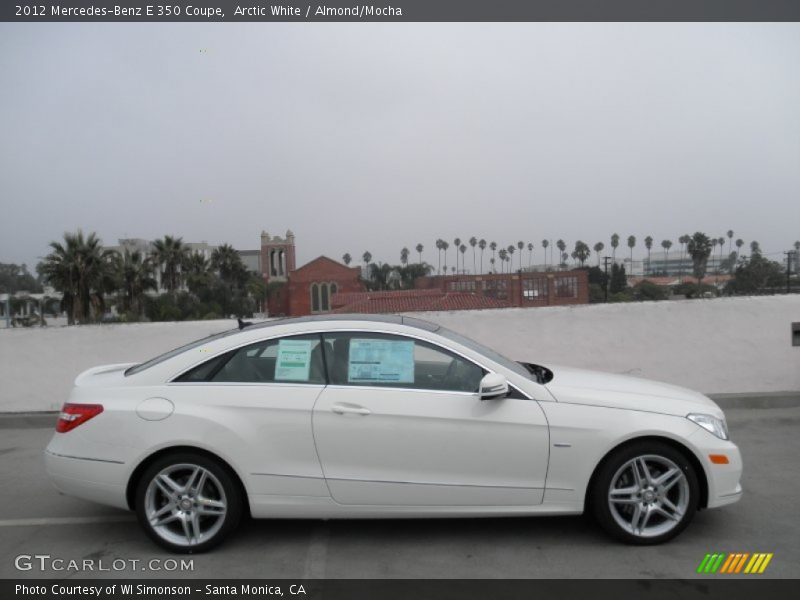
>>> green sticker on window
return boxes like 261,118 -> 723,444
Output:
348,339 -> 414,383
275,339 -> 312,381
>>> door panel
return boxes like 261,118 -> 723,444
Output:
313,385 -> 550,506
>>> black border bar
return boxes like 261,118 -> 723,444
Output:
3,1 -> 800,23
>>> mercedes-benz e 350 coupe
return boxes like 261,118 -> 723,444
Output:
45,315 -> 742,552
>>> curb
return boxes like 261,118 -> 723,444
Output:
1,392 -> 799,429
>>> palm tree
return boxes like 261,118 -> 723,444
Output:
415,243 -> 424,265
498,249 -> 508,273
679,234 -> 691,279
717,237 -> 726,272
541,240 -> 549,269
661,239 -> 673,273
116,249 -> 156,317
453,238 -> 461,273
211,244 -> 247,286
610,233 -> 620,262
362,251 -> 372,274
735,239 -> 744,259
750,241 -> 761,255
506,245 -> 516,273
560,251 -> 569,269
489,257 -> 496,273
627,236 -> 636,271
490,242 -> 498,271
556,240 -> 566,270
593,242 -> 604,265
516,241 -> 524,272
687,232 -> 712,284
435,239 -> 443,274
478,239 -> 487,274
644,236 -> 653,274
527,242 -> 534,268
573,241 -> 590,267
459,244 -> 467,273
442,241 -> 450,273
400,247 -> 410,267
342,253 -> 352,266
151,235 -> 189,295
469,237 -> 478,274
40,230 -> 115,324
727,230 -> 734,255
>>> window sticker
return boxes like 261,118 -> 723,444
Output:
348,339 -> 414,383
275,339 -> 313,381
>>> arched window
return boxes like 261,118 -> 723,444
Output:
320,283 -> 330,312
311,283 -> 320,312
330,282 -> 338,296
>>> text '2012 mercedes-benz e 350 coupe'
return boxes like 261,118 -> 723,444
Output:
45,315 -> 742,552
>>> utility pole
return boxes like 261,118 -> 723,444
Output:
603,256 -> 612,302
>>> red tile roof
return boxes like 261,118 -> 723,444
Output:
331,289 -> 510,314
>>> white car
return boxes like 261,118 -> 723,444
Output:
45,315 -> 742,552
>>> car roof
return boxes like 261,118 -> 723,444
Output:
244,313 -> 441,333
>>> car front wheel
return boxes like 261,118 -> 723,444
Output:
135,452 -> 243,553
591,441 -> 699,544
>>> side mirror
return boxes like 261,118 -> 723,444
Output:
479,373 -> 509,400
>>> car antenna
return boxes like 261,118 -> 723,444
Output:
237,318 -> 253,330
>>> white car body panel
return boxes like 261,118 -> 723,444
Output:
44,316 -> 743,523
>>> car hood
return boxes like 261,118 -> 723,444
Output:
543,365 -> 723,418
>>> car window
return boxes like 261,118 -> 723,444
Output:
176,334 -> 327,384
322,332 -> 484,393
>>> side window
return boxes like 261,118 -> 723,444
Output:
322,333 -> 484,393
176,334 -> 326,384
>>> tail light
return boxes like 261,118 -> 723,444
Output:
56,403 -> 104,433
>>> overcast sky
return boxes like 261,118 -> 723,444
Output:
1,23 -> 798,270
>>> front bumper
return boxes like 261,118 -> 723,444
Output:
688,428 -> 743,509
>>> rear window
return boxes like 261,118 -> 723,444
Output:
124,328 -> 239,376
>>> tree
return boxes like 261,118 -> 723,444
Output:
609,263 -> 627,295
527,242 -> 534,268
498,249 -> 508,273
687,232 -> 712,284
593,242 -> 604,266
435,239 -> 443,274
633,280 -> 668,301
478,239 -> 487,274
211,244 -> 247,287
400,247 -> 410,267
506,245 -> 515,272
459,244 -> 467,272
541,240 -> 549,269
489,257 -> 496,273
573,241 -> 591,267
560,251 -> 569,269
750,240 -> 761,255
489,241 -> 497,272
727,230 -> 734,256
151,235 -> 190,295
610,233 -> 620,261
40,230 -> 115,324
115,249 -> 156,317
362,251 -> 372,278
679,234 -> 691,279
627,235 -> 636,268
726,253 -> 785,295
644,236 -> 653,274
556,240 -> 566,270
415,243 -> 424,265
342,253 -> 352,266
469,237 -> 478,274
735,238 -> 744,259
441,241 -> 449,273
517,241 -> 524,271
453,238 -> 461,273
661,239 -> 673,274
0,263 -> 42,294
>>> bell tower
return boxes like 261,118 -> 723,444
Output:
260,229 -> 296,283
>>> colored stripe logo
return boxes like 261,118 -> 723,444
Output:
697,553 -> 773,574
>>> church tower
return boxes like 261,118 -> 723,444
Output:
260,229 -> 296,316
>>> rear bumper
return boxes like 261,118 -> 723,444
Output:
44,449 -> 129,510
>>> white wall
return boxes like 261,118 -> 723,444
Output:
0,296 -> 798,412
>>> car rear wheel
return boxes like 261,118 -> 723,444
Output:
135,452 -> 242,553
591,441 -> 699,544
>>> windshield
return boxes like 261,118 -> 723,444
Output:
436,326 -> 535,381
124,328 -> 238,376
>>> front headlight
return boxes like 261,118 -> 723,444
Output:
687,413 -> 729,440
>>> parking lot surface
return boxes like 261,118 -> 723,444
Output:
1,406 -> 798,579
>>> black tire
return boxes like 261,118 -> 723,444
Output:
590,440 -> 699,545
135,452 -> 243,553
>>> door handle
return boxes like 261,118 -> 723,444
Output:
331,403 -> 371,416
